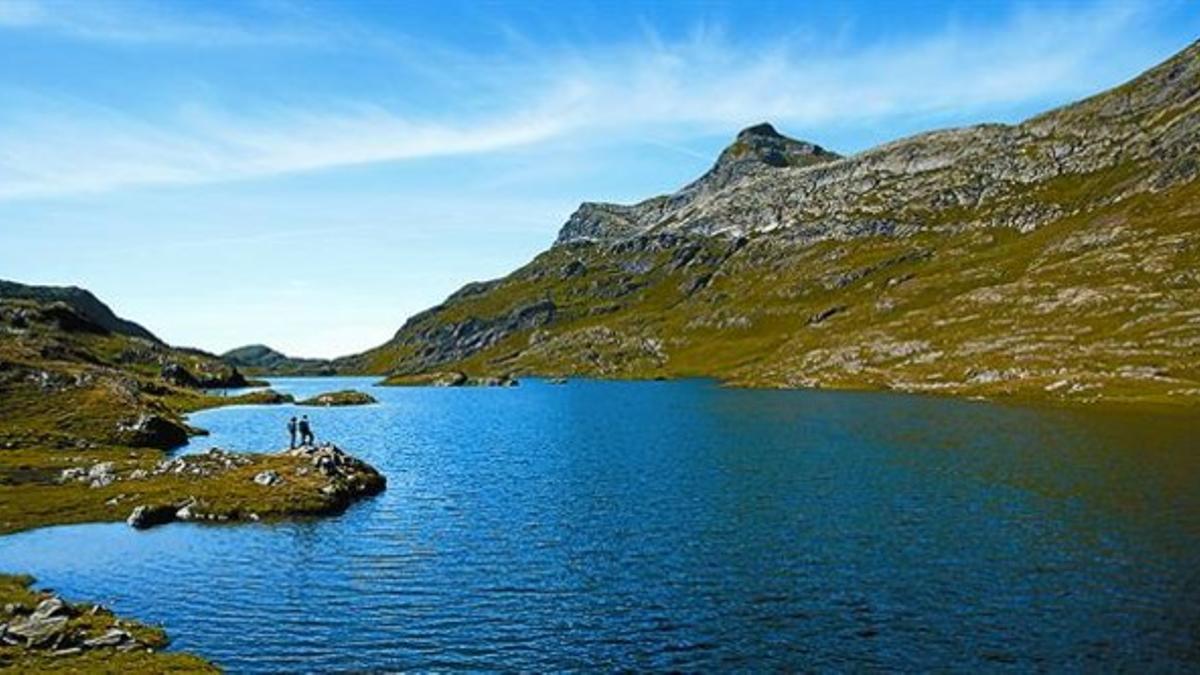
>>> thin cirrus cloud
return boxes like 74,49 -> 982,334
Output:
0,0 -> 328,46
0,0 -> 1162,201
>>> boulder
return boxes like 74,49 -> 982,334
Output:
3,613 -> 69,648
116,414 -> 189,449
253,470 -> 281,486
434,371 -> 468,387
32,597 -> 73,620
82,628 -> 133,649
159,363 -> 200,388
126,504 -> 177,529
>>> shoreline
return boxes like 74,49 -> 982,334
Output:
0,386 -> 387,670
2,375 -> 1192,669
365,368 -> 1200,415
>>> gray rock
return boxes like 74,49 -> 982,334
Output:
126,504 -> 177,529
82,628 -> 132,649
32,597 -> 72,620
4,613 -> 69,648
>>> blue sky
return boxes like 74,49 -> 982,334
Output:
1,0 -> 1197,357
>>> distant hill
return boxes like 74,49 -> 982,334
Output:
0,279 -> 161,343
0,289 -> 254,449
340,40 -> 1200,409
222,344 -> 335,376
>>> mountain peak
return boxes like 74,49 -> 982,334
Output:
736,122 -> 784,139
716,122 -> 838,171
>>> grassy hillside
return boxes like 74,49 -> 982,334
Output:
345,42 -> 1200,410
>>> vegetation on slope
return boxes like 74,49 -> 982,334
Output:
340,42 -> 1200,410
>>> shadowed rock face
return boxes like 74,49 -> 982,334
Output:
341,41 -> 1200,407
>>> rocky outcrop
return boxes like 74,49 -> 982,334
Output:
126,503 -> 177,529
283,443 -> 387,507
0,575 -> 214,670
0,591 -> 159,654
116,445 -> 386,530
376,298 -> 555,374
160,362 -> 200,388
115,413 -> 189,449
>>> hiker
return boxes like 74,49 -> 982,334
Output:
287,416 -> 298,449
298,415 -> 314,446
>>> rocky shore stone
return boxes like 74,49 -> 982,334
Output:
0,590 -> 155,655
126,504 -> 178,529
115,413 -> 189,449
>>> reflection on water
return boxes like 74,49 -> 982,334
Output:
1,378 -> 1197,671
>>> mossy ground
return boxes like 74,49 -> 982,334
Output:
0,447 -> 377,536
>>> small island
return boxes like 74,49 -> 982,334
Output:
297,390 -> 378,406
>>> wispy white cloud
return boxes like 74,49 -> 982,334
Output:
0,0 -> 327,46
0,0 -> 1172,200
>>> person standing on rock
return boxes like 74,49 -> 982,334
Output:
298,415 -> 314,446
287,416 -> 298,449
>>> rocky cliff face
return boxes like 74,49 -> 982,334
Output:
344,41 -> 1200,408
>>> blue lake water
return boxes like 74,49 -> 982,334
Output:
2,377 -> 1199,671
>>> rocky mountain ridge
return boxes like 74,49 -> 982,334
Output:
554,122 -> 839,245
339,40 -> 1200,408
0,280 -> 161,344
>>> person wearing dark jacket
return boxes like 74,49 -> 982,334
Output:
287,417 -> 298,449
298,415 -> 314,445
